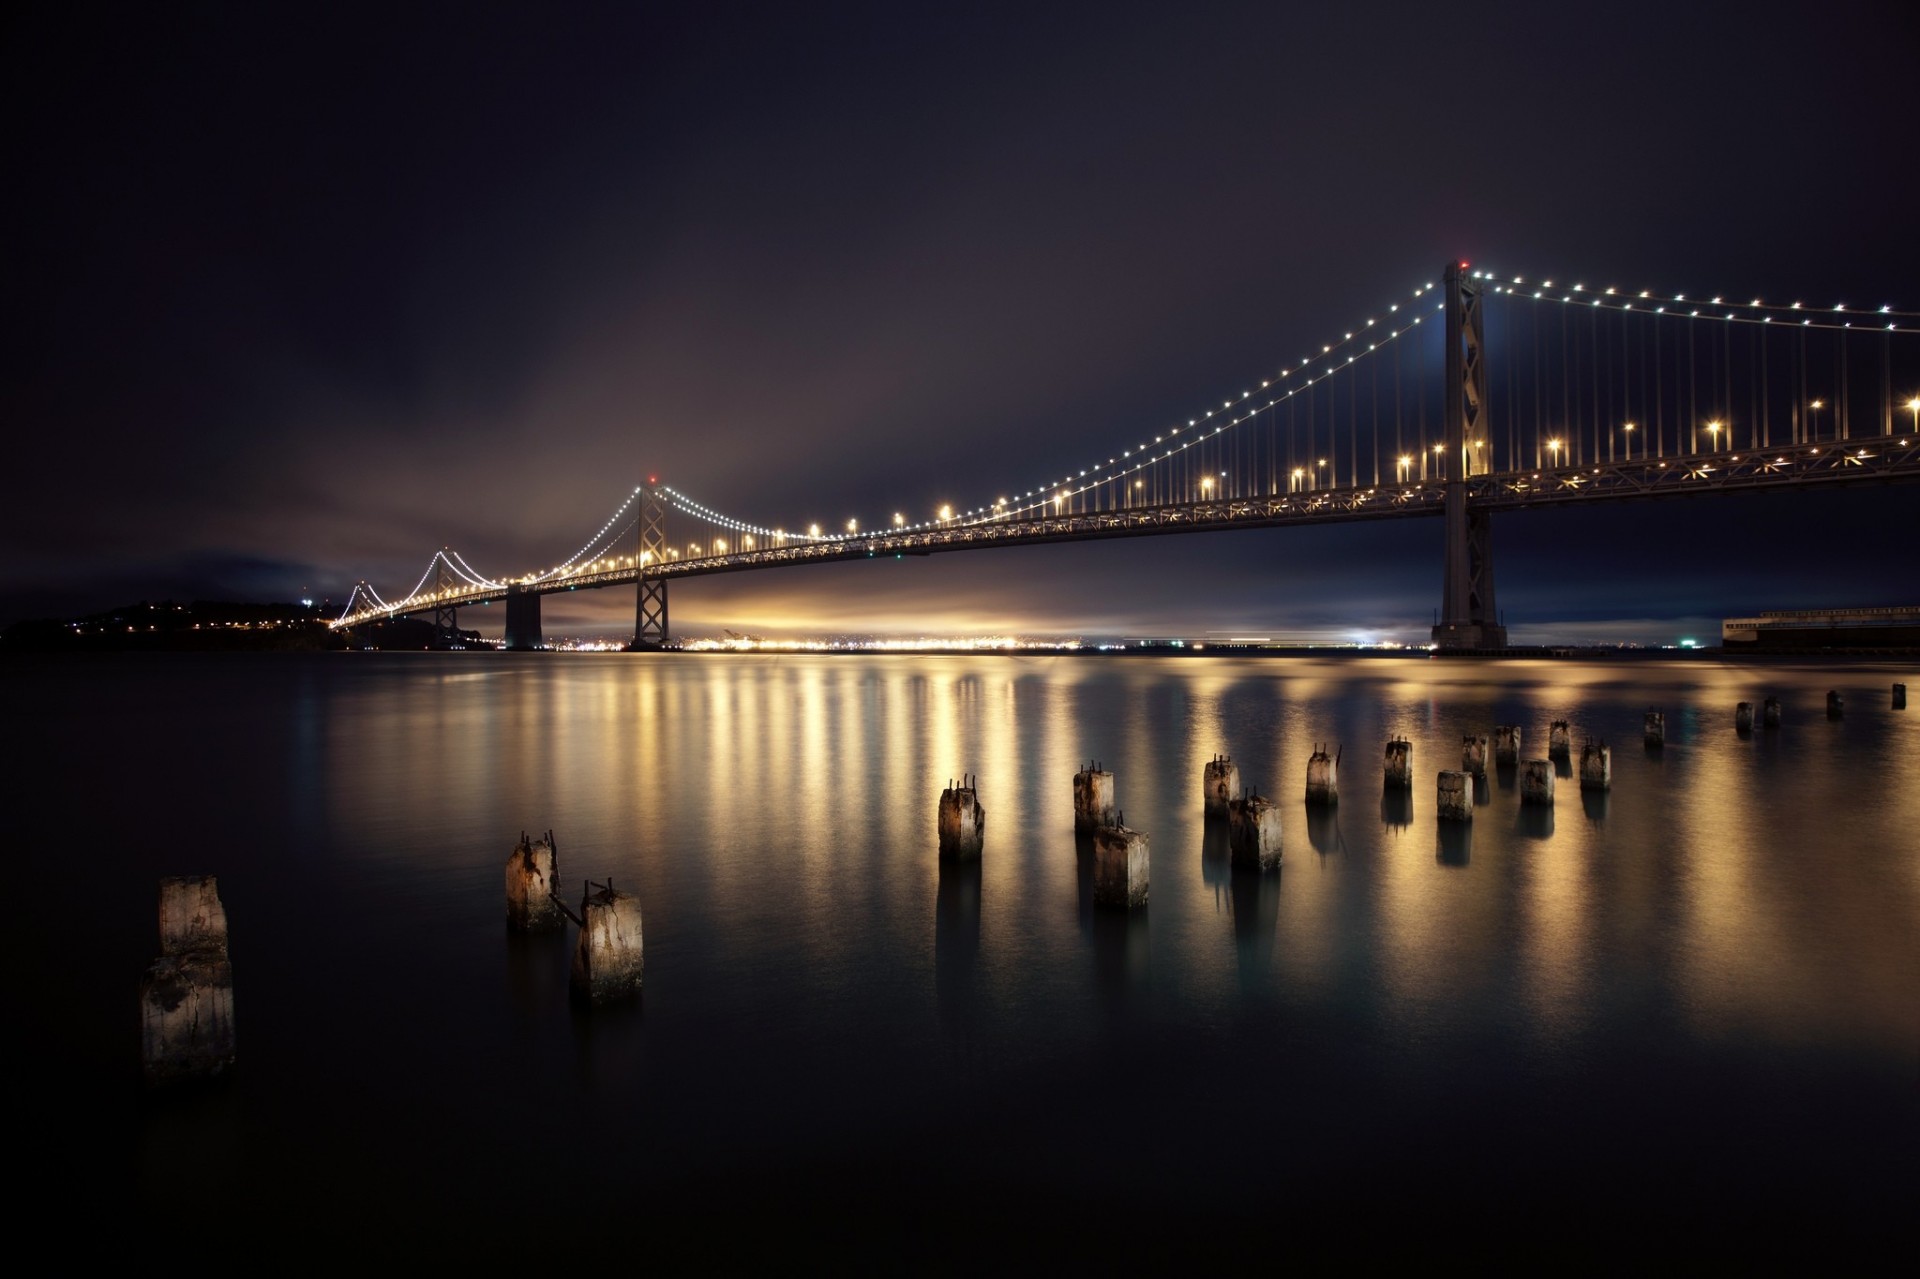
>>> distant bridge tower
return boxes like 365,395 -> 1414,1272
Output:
431,552 -> 461,647
630,483 -> 669,650
1432,261 -> 1507,650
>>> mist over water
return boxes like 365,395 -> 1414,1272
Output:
12,652 -> 1915,1262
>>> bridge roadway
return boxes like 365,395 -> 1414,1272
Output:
335,436 -> 1920,628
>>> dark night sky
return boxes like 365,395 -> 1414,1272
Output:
6,1 -> 1917,641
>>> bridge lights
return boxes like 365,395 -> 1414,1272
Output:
846,519 -> 858,535
1906,397 -> 1920,435
1397,454 -> 1412,482
1809,399 -> 1826,441
808,523 -> 821,539
1621,422 -> 1635,461
1547,438 -> 1563,467
1291,467 -> 1304,492
938,505 -> 951,522
1706,420 -> 1723,452
893,512 -> 904,529
1200,476 -> 1214,498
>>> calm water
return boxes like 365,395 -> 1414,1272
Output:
11,652 -> 1917,1262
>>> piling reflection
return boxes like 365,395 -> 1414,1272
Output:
1580,789 -> 1609,824
1437,822 -> 1472,867
1228,872 -> 1278,981
1516,805 -> 1555,842
1305,807 -> 1344,856
1473,774 -> 1492,806
935,859 -> 981,1037
1379,790 -> 1413,832
504,930 -> 572,1022
1092,907 -> 1150,993
1199,819 -> 1231,892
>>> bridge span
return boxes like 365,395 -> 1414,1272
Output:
333,261 -> 1920,648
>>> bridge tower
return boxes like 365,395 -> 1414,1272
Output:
1432,261 -> 1507,650
630,483 -> 669,651
431,553 -> 462,647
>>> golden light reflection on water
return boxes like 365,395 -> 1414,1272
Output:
320,653 -> 1918,1061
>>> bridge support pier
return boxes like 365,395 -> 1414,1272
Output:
1432,261 -> 1508,650
505,585 -> 543,651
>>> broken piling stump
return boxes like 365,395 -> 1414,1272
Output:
1826,690 -> 1843,719
1644,710 -> 1665,747
939,775 -> 986,859
141,875 -> 235,1086
1091,819 -> 1149,908
1735,702 -> 1754,734
1548,721 -> 1571,757
1073,761 -> 1116,832
1203,754 -> 1240,819
1762,696 -> 1781,729
1494,725 -> 1522,766
1437,771 -> 1472,823
1461,734 -> 1489,777
1580,741 -> 1612,792
1383,738 -> 1412,790
1305,743 -> 1339,807
570,879 -> 644,1003
1521,760 -> 1555,806
1228,792 -> 1282,874
506,830 -> 562,930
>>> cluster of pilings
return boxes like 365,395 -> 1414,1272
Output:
1072,762 -> 1148,908
504,831 -> 644,1004
140,876 -> 236,1086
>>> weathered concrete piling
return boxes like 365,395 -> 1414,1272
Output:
939,775 -> 986,860
1826,690 -> 1844,719
506,830 -> 562,930
1383,738 -> 1413,790
1203,754 -> 1240,819
1735,702 -> 1754,733
569,879 -> 644,1002
141,875 -> 235,1086
1461,734 -> 1490,777
1073,762 -> 1117,832
159,874 -> 229,956
1644,710 -> 1665,747
1305,743 -> 1340,807
1494,725 -> 1522,766
1548,721 -> 1571,757
1228,793 -> 1283,873
1437,771 -> 1472,822
1091,818 -> 1149,908
1763,696 -> 1782,729
1580,741 -> 1612,792
1895,683 -> 1907,710
1521,760 -> 1555,806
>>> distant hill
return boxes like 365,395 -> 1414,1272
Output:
2,599 -> 345,652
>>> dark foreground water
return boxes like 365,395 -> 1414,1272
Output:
8,652 -> 1916,1264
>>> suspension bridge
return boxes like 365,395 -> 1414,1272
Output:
333,261 -> 1920,650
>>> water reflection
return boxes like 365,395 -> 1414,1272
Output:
1199,819 -> 1231,893
935,860 -> 981,1037
1228,871 -> 1279,981
1305,808 -> 1344,856
11,651 -> 1918,1251
1516,805 -> 1555,842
